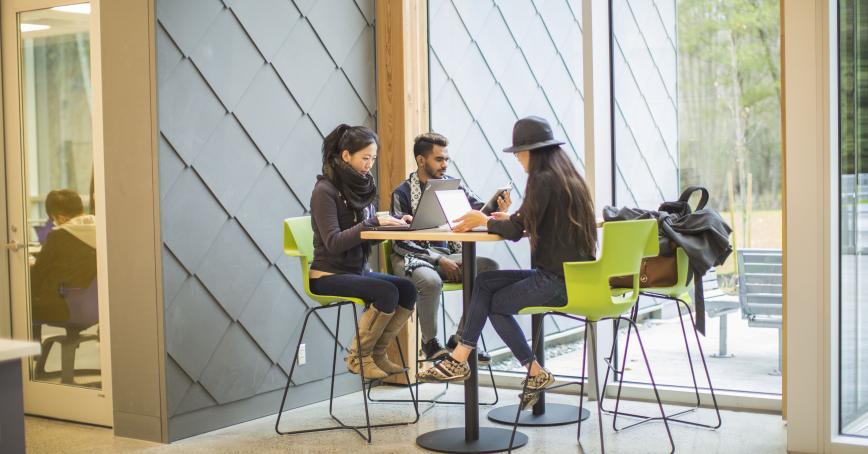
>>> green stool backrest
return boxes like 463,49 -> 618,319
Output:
284,216 -> 316,299
375,212 -> 396,275
519,219 -> 659,321
598,220 -> 659,278
284,216 -> 315,262
283,216 -> 365,307
382,240 -> 394,275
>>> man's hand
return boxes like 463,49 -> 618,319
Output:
401,214 -> 414,224
497,190 -> 512,212
438,256 -> 461,282
490,211 -> 510,221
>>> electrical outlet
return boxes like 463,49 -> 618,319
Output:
298,344 -> 306,365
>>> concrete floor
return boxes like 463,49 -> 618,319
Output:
25,385 -> 787,453
549,312 -> 783,395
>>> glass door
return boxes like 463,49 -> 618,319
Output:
839,0 -> 868,439
1,0 -> 111,425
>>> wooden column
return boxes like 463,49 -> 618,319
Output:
376,0 -> 428,384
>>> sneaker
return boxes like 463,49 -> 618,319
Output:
416,357 -> 471,383
519,391 -> 540,411
446,334 -> 491,366
518,367 -> 555,410
522,367 -> 555,391
421,338 -> 449,361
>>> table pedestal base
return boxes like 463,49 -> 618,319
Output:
487,402 -> 589,427
416,427 -> 528,453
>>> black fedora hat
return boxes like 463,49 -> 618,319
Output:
502,116 -> 564,153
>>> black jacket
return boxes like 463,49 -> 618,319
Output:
602,206 -> 732,274
31,229 -> 97,322
490,170 -> 595,276
310,176 -> 380,275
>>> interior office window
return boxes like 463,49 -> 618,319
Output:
612,0 -> 783,395
19,5 -> 101,389
839,0 -> 868,438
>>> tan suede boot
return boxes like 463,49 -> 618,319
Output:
372,306 -> 413,374
346,306 -> 393,380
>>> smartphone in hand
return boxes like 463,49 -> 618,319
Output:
482,186 -> 511,214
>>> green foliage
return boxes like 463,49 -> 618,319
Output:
677,0 -> 781,211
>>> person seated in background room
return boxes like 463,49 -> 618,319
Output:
417,117 -> 598,411
388,132 -> 510,364
308,123 -> 418,380
30,189 -> 97,325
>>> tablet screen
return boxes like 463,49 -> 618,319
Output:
435,189 -> 473,229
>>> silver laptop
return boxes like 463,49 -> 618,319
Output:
435,189 -> 488,232
372,178 -> 461,231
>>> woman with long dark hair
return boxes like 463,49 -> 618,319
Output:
309,124 -> 416,380
418,116 -> 597,409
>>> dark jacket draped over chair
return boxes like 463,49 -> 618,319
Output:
603,205 -> 733,334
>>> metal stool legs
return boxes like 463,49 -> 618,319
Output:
601,295 -> 722,430
507,313 -> 674,453
275,302 -> 419,442
606,315 -> 676,452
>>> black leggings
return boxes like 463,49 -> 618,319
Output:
309,271 -> 417,313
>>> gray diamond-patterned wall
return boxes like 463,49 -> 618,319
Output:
156,0 -> 376,441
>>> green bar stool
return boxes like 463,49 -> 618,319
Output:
506,219 -> 675,453
366,240 -> 500,411
274,217 -> 419,443
601,247 -> 722,431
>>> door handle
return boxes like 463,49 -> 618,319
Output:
3,241 -> 23,251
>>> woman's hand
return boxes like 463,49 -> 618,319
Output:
377,215 -> 406,226
452,210 -> 488,232
497,190 -> 512,212
490,211 -> 510,221
401,214 -> 413,224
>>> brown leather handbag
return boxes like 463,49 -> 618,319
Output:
609,254 -> 678,288
608,186 -> 709,289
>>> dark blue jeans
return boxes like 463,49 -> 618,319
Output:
309,271 -> 417,313
459,269 -> 567,366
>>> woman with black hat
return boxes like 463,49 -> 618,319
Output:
417,116 -> 597,409
309,124 -> 417,380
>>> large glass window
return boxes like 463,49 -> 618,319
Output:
839,0 -> 868,437
610,0 -> 782,395
427,0 -> 586,375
